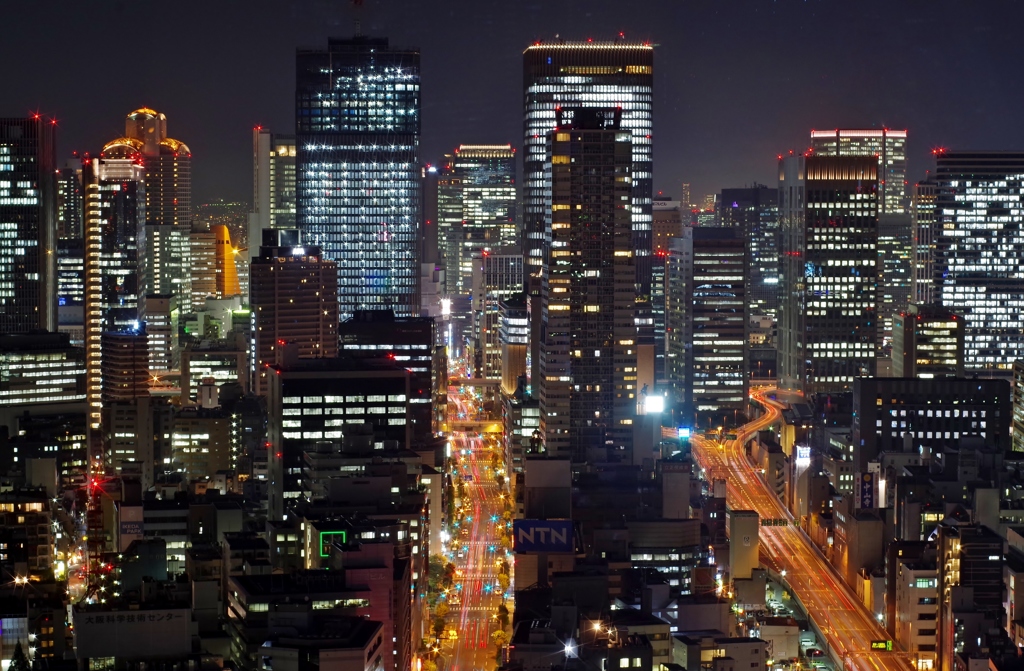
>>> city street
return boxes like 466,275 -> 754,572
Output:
443,388 -> 511,671
691,389 -> 914,671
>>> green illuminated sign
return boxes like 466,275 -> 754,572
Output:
319,530 -> 348,557
870,640 -> 893,651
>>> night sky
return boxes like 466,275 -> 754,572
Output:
5,0 -> 1022,205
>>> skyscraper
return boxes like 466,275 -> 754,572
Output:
437,144 -> 517,296
247,128 -> 296,268
811,129 -> 911,343
935,151 -> 1024,372
103,108 -> 192,227
538,108 -> 636,458
810,128 -> 908,213
83,157 -> 146,430
523,40 -> 654,292
667,227 -> 747,425
912,180 -> 938,305
296,36 -> 421,320
652,199 -> 683,383
778,154 -> 880,394
718,186 -> 780,317
470,249 -> 523,379
250,230 -> 339,396
103,108 -> 192,312
57,157 -> 83,239
145,224 -> 191,314
0,116 -> 57,333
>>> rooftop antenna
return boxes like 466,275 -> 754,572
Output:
352,0 -> 364,37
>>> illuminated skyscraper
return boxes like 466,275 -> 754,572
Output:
296,36 -> 421,319
719,186 -> 779,316
83,157 -> 146,430
437,144 -> 517,296
538,108 -> 636,458
666,227 -> 747,424
935,151 -> 1024,372
145,223 -> 192,314
523,40 -> 654,293
247,128 -> 296,268
778,155 -> 880,394
810,128 -> 908,213
103,108 -> 191,227
104,108 -> 192,317
190,225 -> 217,309
214,225 -> 240,297
811,129 -> 911,343
470,249 -> 523,379
57,157 -> 83,239
912,180 -> 938,305
0,116 -> 57,334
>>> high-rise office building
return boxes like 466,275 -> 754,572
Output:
57,238 -> 85,306
0,116 -> 57,333
538,108 -> 636,458
652,199 -> 683,382
145,223 -> 192,314
470,249 -> 523,380
249,230 -> 339,396
667,227 -> 747,424
296,36 -> 421,319
102,108 -> 191,228
499,293 -> 529,396
718,186 -> 779,316
145,294 -> 178,374
83,157 -> 146,430
892,304 -> 964,379
523,40 -> 654,293
57,157 -> 83,239
0,332 -> 85,410
338,310 -> 446,442
935,152 -> 1024,373
247,128 -> 296,267
811,129 -> 911,344
437,144 -> 517,296
778,155 -> 880,394
912,180 -> 938,305
190,226 -> 217,309
810,128 -> 908,213
104,108 -> 192,320
877,213 -> 915,345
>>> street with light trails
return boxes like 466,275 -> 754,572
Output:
691,389 -> 913,671
439,384 -> 512,671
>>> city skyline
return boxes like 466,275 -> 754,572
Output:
4,0 -> 1023,204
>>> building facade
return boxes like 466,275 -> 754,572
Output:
778,155 -> 880,394
0,117 -> 57,333
296,36 -> 421,319
83,157 -> 147,432
437,144 -> 517,296
523,41 -> 654,295
249,232 -> 339,396
248,128 -> 297,262
667,226 -> 747,424
810,128 -> 907,213
935,152 -> 1024,373
892,305 -> 964,378
912,181 -> 938,305
538,108 -> 636,458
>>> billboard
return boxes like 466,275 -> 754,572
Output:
858,472 -> 876,509
513,519 -> 574,553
